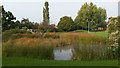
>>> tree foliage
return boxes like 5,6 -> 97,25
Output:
21,18 -> 34,29
38,22 -> 57,33
43,1 -> 50,24
74,2 -> 107,31
12,18 -> 39,30
2,6 -> 16,31
57,16 -> 75,31
38,22 -> 49,33
39,1 -> 57,33
2,6 -> 40,31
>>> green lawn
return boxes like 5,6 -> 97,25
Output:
3,57 -> 118,66
89,31 -> 108,38
74,30 -> 108,38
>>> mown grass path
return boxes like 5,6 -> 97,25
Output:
3,57 -> 118,66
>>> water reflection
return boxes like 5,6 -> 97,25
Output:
53,46 -> 73,60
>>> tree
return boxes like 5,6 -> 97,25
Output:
38,22 -> 49,33
57,16 -> 75,31
74,2 -> 107,31
74,2 -> 89,30
48,24 -> 57,32
15,20 -> 21,29
97,7 -> 107,28
21,18 -> 33,29
43,1 -> 50,24
2,6 -> 16,31
33,23 -> 39,29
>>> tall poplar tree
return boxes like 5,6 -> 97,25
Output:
43,1 -> 50,24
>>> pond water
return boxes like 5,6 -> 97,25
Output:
53,46 -> 73,60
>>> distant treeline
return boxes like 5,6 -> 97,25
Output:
1,2 -> 107,32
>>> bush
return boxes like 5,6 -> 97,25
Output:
38,22 -> 57,32
118,37 -> 120,59
108,17 -> 120,59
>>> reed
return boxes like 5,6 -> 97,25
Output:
3,31 -> 108,60
72,43 -> 113,60
3,38 -> 54,59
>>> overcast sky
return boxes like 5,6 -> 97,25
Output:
1,0 -> 119,25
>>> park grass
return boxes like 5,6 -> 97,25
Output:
89,31 -> 108,38
2,57 -> 118,66
73,30 -> 108,38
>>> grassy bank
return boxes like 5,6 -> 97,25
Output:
90,31 -> 108,38
2,57 -> 118,66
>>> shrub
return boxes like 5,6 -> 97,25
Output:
22,27 -> 28,31
118,37 -> 120,59
38,22 -> 57,33
108,17 -> 120,59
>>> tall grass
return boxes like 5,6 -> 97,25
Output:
2,29 -> 31,42
59,32 -> 107,46
3,38 -> 54,60
3,31 -> 108,60
58,32 -> 111,60
72,43 -> 114,60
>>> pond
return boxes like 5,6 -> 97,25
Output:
53,44 -> 107,60
53,46 -> 73,60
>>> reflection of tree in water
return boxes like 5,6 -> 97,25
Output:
60,49 -> 62,52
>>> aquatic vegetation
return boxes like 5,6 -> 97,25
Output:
72,44 -> 113,60
3,38 -> 54,59
2,31 -> 108,60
